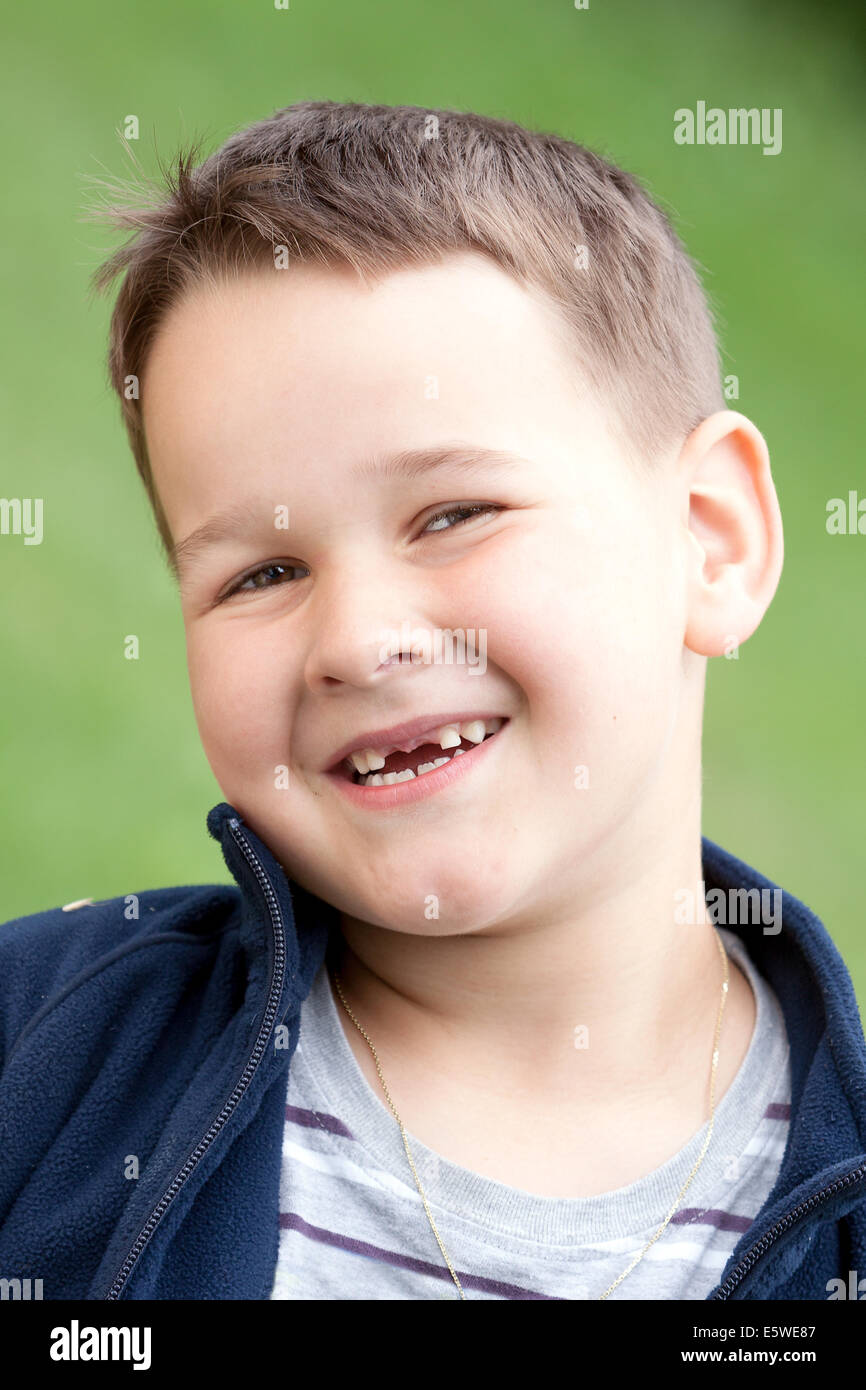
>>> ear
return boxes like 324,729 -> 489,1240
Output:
680,411 -> 784,657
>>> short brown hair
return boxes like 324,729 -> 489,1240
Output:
88,99 -> 725,565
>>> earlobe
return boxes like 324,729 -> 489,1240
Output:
680,411 -> 784,658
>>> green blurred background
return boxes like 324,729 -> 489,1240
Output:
1,1 -> 864,996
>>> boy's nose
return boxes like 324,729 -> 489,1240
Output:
300,569 -> 442,693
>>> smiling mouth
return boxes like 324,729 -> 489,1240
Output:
341,717 -> 507,787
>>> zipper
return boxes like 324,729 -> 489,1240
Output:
710,1161 -> 866,1299
103,818 -> 286,1300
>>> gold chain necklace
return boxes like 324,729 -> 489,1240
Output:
332,927 -> 729,1301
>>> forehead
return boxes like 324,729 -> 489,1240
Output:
140,252 -> 610,539
142,251 -> 579,405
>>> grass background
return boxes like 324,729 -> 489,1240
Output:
1,0 -> 864,998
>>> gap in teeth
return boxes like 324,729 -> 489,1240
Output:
358,741 -> 466,786
346,716 -> 503,780
353,722 -> 502,785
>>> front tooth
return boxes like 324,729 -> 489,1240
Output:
368,773 -> 385,785
437,723 -> 462,749
364,748 -> 386,770
349,750 -> 371,774
432,756 -> 450,768
381,772 -> 399,785
416,760 -> 438,775
394,769 -> 415,782
460,719 -> 486,744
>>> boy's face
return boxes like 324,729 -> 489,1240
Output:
143,252 -> 695,934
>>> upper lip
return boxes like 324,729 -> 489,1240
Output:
324,710 -> 509,773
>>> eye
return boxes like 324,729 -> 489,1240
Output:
219,561 -> 309,602
216,504 -> 501,603
421,503 -> 501,534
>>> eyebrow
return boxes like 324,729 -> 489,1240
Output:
168,443 -> 527,580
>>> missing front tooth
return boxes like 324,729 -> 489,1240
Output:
352,737 -> 482,786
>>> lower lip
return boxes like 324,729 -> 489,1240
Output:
327,721 -> 508,809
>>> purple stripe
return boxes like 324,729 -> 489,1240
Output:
764,1102 -> 791,1120
671,1207 -> 753,1233
285,1104 -> 354,1138
279,1211 -> 562,1299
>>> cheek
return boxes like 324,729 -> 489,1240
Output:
184,620 -> 286,779
563,556 -> 682,793
480,518 -> 678,785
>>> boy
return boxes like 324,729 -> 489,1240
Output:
2,99 -> 865,1302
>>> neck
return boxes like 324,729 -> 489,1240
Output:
330,798 -> 743,1109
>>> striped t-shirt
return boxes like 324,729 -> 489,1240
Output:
270,927 -> 791,1300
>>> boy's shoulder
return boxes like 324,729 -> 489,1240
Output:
0,880 -> 241,954
0,882 -> 241,1063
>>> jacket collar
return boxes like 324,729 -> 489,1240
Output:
701,836 -> 866,1191
207,801 -> 336,1026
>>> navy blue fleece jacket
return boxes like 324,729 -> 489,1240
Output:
0,802 -> 864,1300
